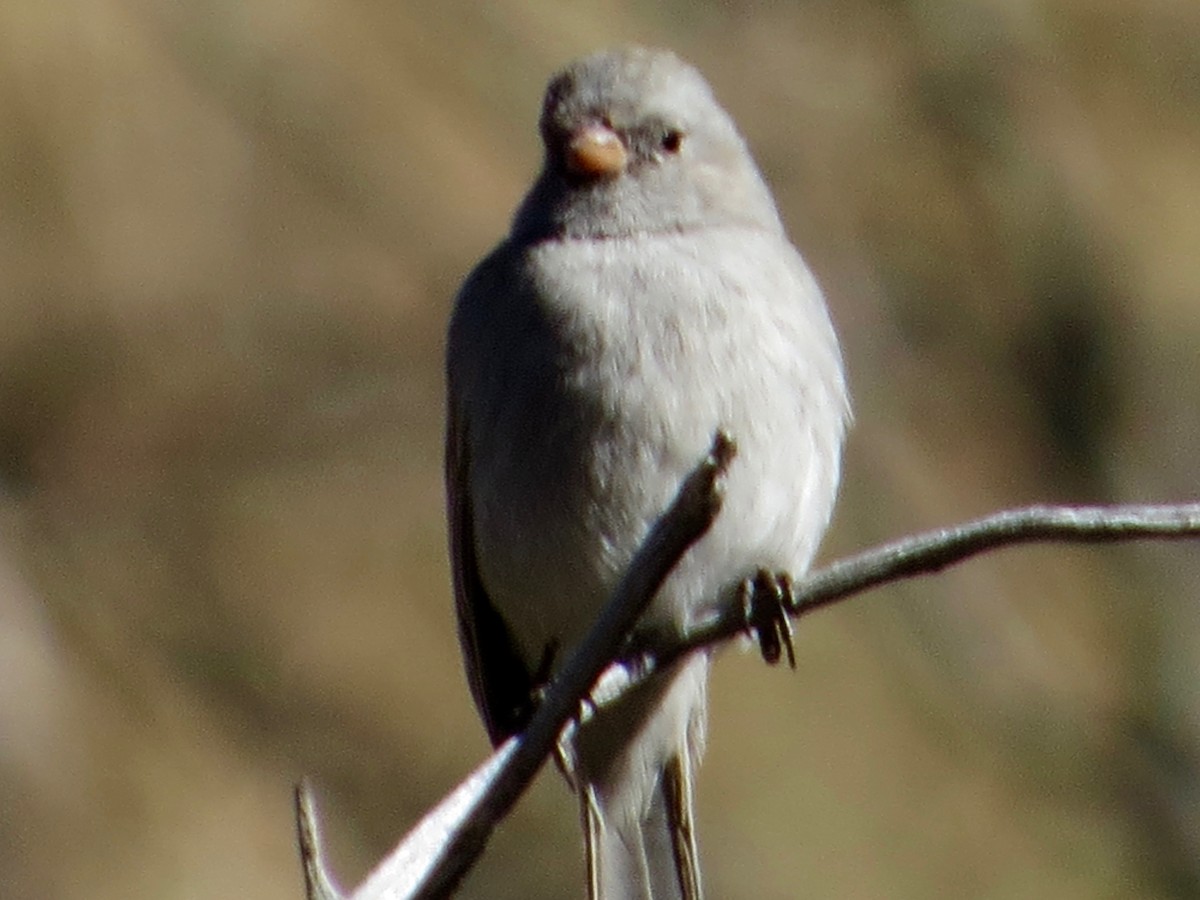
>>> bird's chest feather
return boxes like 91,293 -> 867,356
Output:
467,230 -> 844,654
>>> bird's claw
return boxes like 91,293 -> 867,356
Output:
739,569 -> 797,669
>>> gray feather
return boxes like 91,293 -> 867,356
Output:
446,46 -> 849,898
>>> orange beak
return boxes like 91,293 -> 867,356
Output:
565,123 -> 628,179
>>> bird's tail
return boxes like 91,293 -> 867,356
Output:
572,651 -> 708,899
582,751 -> 702,900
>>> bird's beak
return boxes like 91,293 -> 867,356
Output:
565,123 -> 628,180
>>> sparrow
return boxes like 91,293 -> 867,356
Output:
446,46 -> 849,899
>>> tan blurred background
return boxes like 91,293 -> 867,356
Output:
1,1 -> 1199,897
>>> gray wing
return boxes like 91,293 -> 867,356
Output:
446,373 -> 538,746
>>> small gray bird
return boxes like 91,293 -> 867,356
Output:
446,47 -> 849,899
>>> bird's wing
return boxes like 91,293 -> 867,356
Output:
445,396 -> 537,746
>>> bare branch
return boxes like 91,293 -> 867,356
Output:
352,737 -> 520,900
295,433 -> 736,900
295,427 -> 1200,898
296,779 -> 344,900
641,502 -> 1200,672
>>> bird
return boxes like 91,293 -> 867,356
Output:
445,46 -> 850,899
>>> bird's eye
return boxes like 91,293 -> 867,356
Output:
661,129 -> 684,154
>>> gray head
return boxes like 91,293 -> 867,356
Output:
511,47 -> 783,242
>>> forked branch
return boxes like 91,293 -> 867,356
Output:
297,434 -> 1200,899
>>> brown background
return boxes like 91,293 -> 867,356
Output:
2,2 -> 1199,897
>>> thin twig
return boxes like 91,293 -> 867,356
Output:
296,439 -> 1200,898
406,432 -> 734,899
295,779 -> 344,900
295,433 -> 736,900
641,502 -> 1200,672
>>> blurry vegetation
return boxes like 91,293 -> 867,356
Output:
0,2 -> 1198,898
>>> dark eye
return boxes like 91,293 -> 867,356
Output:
661,129 -> 684,154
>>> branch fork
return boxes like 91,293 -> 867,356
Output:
296,432 -> 1200,898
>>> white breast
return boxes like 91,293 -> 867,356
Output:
469,226 -> 849,665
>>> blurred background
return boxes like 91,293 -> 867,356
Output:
1,1 -> 1199,897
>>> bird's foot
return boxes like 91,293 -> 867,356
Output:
739,569 -> 797,669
